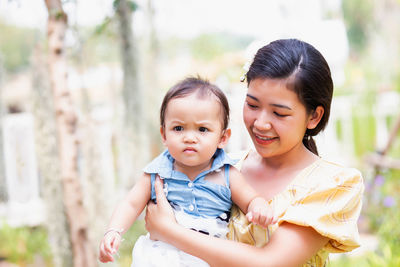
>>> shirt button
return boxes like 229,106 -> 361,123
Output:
188,182 -> 193,188
188,204 -> 194,211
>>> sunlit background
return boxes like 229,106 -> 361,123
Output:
0,0 -> 399,266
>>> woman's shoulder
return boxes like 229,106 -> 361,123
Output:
280,158 -> 364,254
227,149 -> 251,171
299,158 -> 363,190
315,158 -> 362,179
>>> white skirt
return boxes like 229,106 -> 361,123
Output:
131,209 -> 229,267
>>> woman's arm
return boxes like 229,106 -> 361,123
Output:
146,178 -> 329,267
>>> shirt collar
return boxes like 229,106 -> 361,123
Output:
143,148 -> 237,180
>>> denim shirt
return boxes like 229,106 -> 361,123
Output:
143,148 -> 237,219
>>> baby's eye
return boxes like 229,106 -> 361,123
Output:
173,126 -> 183,131
199,127 -> 208,132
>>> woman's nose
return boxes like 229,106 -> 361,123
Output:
254,113 -> 272,131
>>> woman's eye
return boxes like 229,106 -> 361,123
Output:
274,112 -> 288,117
199,127 -> 208,132
246,102 -> 258,109
173,126 -> 183,131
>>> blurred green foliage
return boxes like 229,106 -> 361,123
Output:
0,222 -> 52,266
330,246 -> 400,267
116,219 -> 147,267
0,21 -> 41,73
342,0 -> 374,53
71,25 -> 120,66
331,168 -> 400,267
113,0 -> 139,12
351,92 -> 377,157
189,32 -> 253,61
162,32 -> 253,61
0,220 -> 147,267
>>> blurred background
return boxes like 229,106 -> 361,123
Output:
0,0 -> 399,266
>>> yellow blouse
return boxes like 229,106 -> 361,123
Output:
228,151 -> 364,267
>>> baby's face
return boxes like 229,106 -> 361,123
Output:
161,93 -> 227,171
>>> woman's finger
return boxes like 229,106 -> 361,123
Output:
146,176 -> 177,243
154,177 -> 168,206
145,203 -> 154,233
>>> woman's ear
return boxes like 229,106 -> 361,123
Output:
160,126 -> 167,145
307,106 -> 324,130
218,128 -> 231,149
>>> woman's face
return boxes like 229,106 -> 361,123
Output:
243,78 -> 313,159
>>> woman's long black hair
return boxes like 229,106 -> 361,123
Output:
245,39 -> 333,155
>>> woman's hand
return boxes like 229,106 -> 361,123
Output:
145,177 -> 176,241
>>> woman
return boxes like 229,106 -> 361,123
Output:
145,39 -> 364,267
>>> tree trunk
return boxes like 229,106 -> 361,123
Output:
72,25 -> 115,261
115,0 -> 149,187
44,1 -> 96,266
31,45 -> 73,267
143,0 -> 162,157
0,55 -> 6,203
116,0 -> 141,131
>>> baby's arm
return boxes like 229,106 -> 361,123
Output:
246,196 -> 275,227
99,172 -> 151,263
229,167 -> 275,228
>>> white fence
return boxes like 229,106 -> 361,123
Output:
0,113 -> 45,226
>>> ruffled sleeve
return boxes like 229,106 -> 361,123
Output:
277,163 -> 364,253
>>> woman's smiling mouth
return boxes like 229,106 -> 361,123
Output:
254,134 -> 278,145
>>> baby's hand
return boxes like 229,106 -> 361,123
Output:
246,197 -> 276,228
99,229 -> 122,263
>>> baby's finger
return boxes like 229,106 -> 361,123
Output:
258,214 -> 267,227
99,243 -> 114,263
99,242 -> 106,258
104,237 -> 114,254
111,236 -> 121,254
246,211 -> 253,222
267,207 -> 275,224
272,215 -> 278,225
100,253 -> 114,263
252,210 -> 261,224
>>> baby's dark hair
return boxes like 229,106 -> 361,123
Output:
160,76 -> 230,130
245,39 -> 333,155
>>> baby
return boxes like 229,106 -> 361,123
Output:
99,77 -> 274,266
